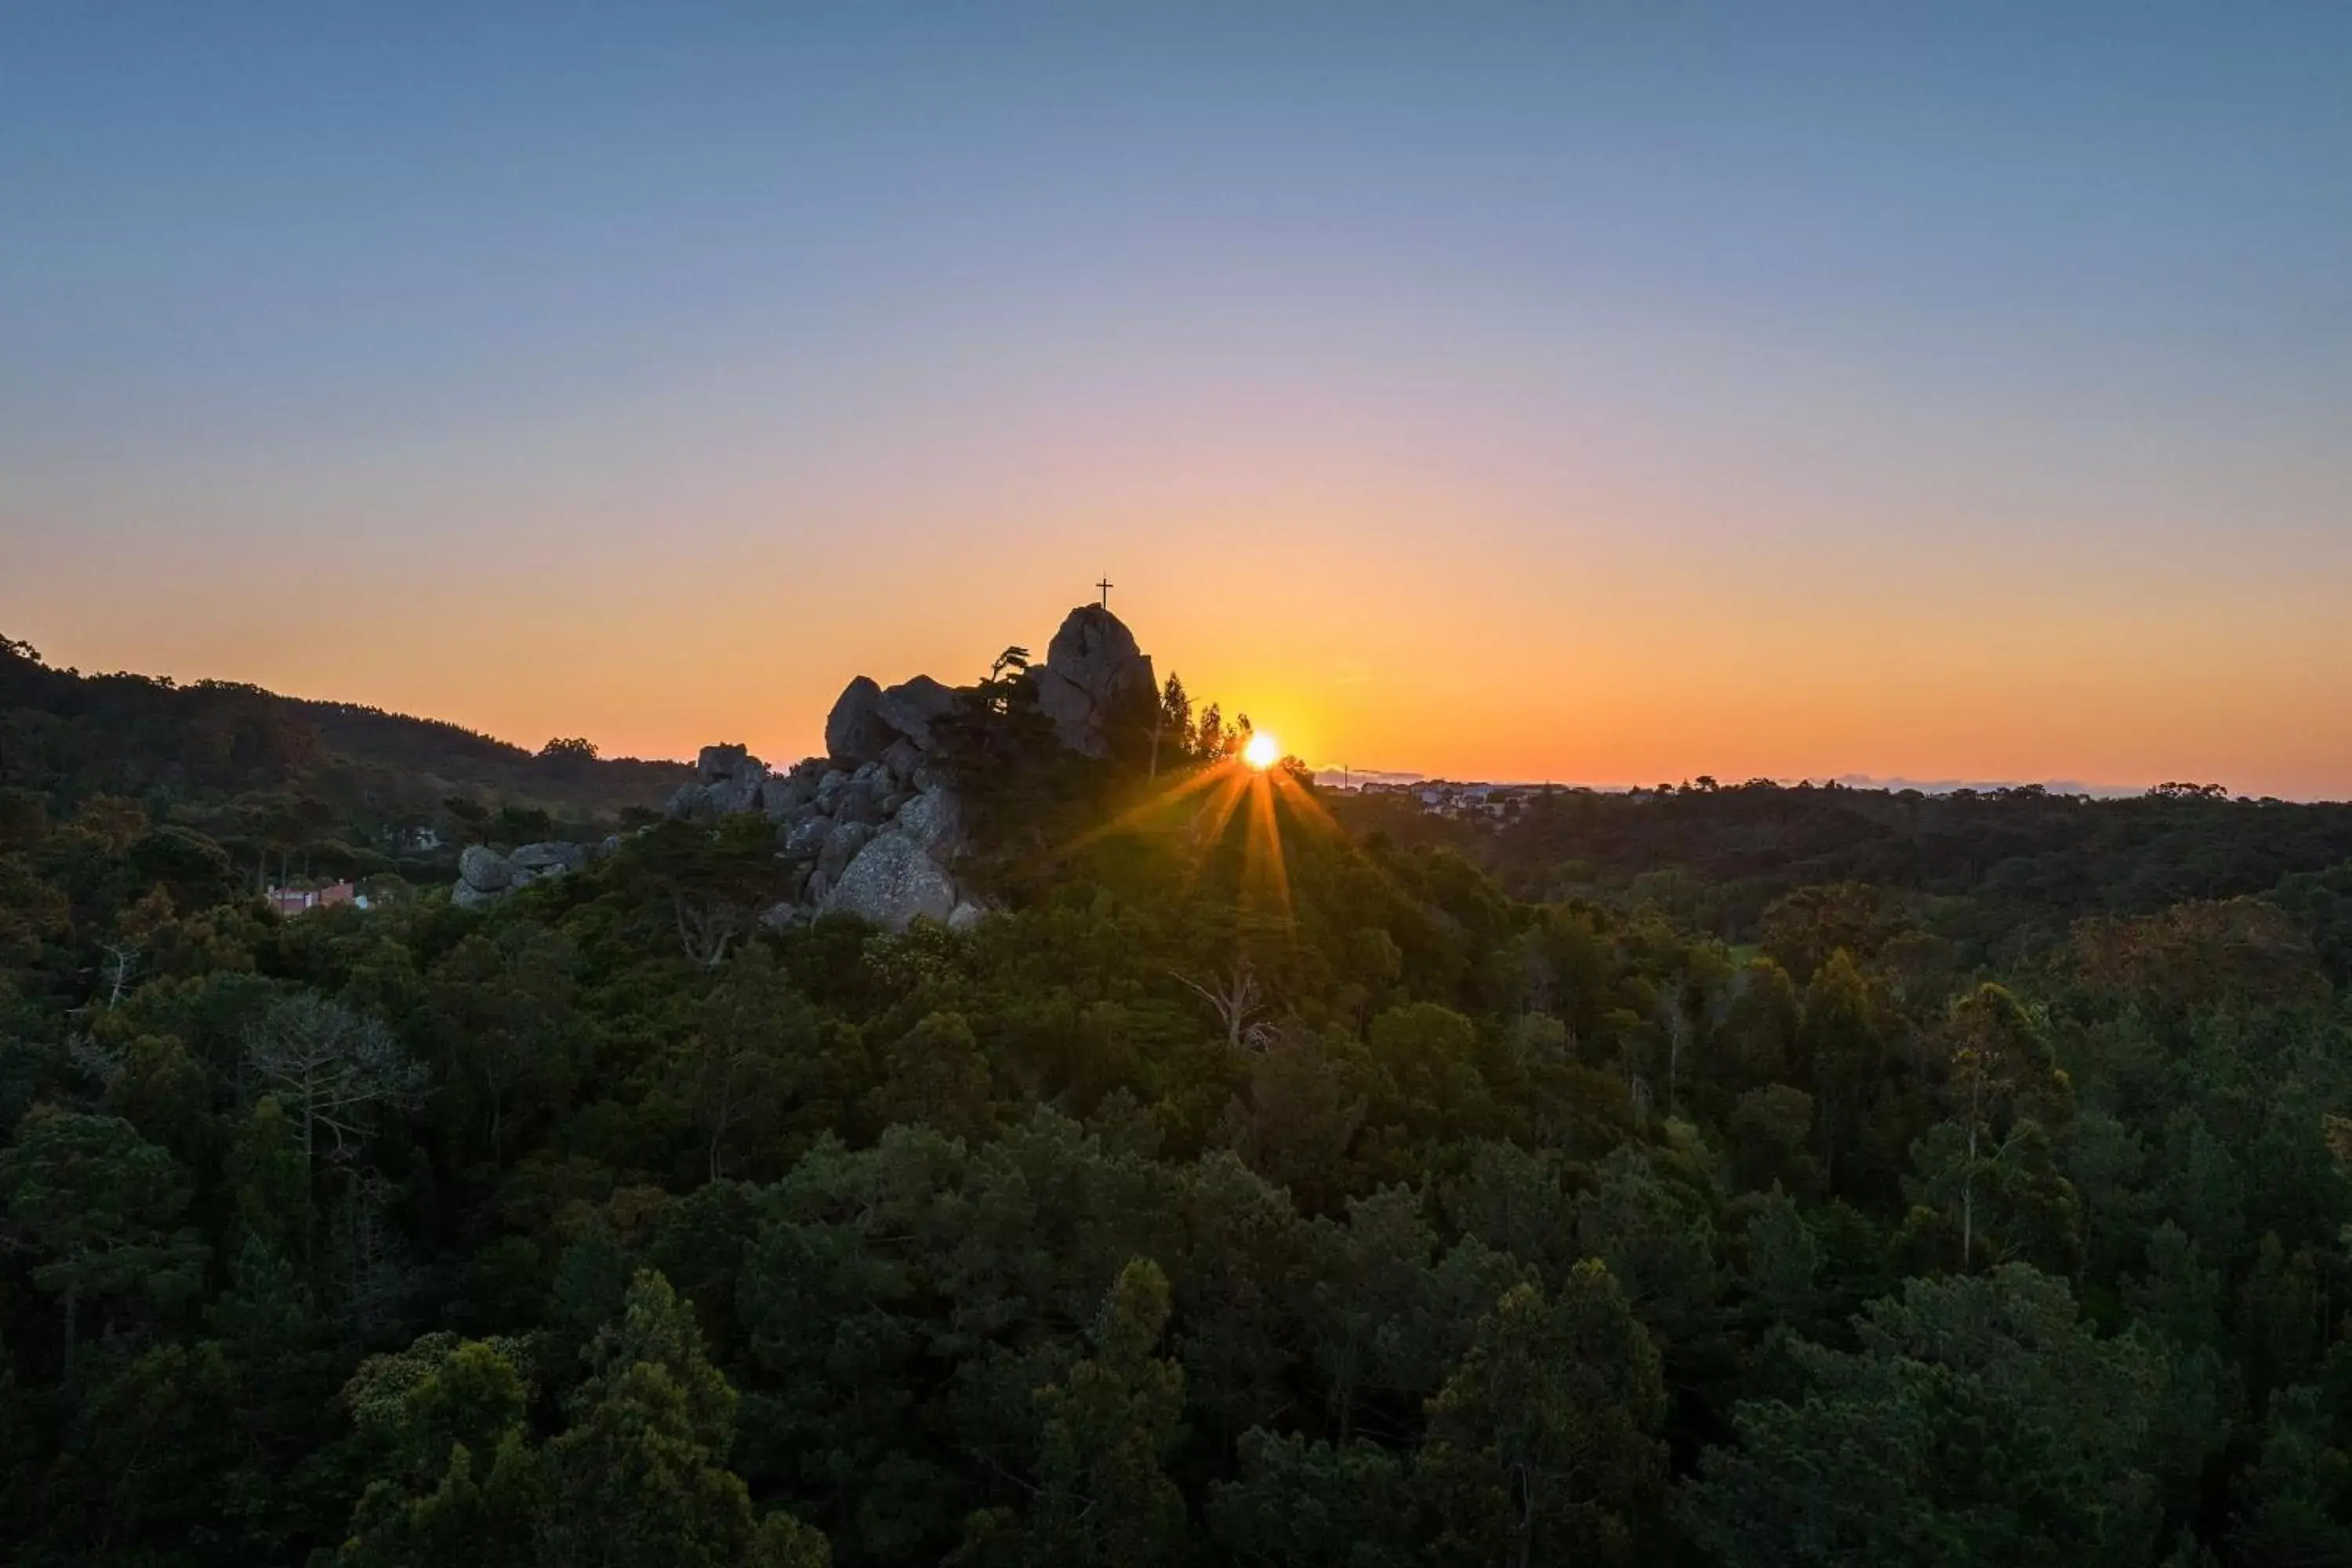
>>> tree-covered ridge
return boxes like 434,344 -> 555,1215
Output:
1345,777 -> 2352,971
3,664 -> 2352,1564
0,634 -> 691,889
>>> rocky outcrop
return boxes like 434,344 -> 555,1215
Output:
876,676 -> 958,750
701,745 -> 768,815
699,743 -> 753,780
816,819 -> 874,883
823,830 -> 959,929
825,677 -> 895,768
450,838 -> 604,910
892,786 -> 963,858
667,745 -> 769,820
781,815 -> 831,862
762,761 -> 823,822
763,742 -> 966,931
1032,604 -> 1156,757
648,604 -> 1155,932
459,844 -> 513,895
510,842 -> 587,875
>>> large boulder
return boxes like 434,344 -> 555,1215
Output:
510,841 -> 587,875
817,819 -> 875,883
779,815 -> 832,863
690,745 -> 767,815
832,783 -> 882,827
894,786 -> 964,860
876,676 -> 959,750
1033,605 -> 1156,757
826,676 -> 899,767
824,830 -> 959,931
698,743 -> 752,783
760,763 -> 822,821
710,772 -> 764,816
459,844 -> 514,894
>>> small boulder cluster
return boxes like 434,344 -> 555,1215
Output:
662,673 -> 979,933
450,839 -> 604,912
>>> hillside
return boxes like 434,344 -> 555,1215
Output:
0,633 -> 689,883
1339,778 -> 2352,972
2,618 -> 2352,1565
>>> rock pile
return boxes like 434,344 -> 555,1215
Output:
662,604 -> 1152,931
651,671 -> 979,931
452,604 -> 1155,933
450,838 -> 604,911
663,743 -> 785,823
763,755 -> 978,934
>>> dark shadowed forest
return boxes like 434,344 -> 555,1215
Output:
6,633 -> 2352,1566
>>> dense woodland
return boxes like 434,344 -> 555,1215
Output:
6,634 -> 2352,1565
0,634 -> 688,893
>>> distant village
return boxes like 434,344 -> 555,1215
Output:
260,826 -> 443,916
1327,776 -> 1554,822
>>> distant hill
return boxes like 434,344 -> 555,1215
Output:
1336,775 -> 2352,970
0,633 -> 688,881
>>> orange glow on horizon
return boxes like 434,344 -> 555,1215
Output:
6,13 -> 2347,804
12,503 -> 2350,800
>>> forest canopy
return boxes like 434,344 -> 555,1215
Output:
4,637 -> 2352,1565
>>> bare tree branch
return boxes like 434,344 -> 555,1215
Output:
1171,960 -> 1280,1052
245,993 -> 428,1172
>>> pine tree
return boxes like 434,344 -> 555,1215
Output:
0,1106 -> 202,1369
1415,1262 -> 1668,1567
956,1257 -> 1192,1567
1152,673 -> 1192,778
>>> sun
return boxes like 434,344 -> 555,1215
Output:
1241,730 -> 1281,771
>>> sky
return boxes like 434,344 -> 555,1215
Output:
5,5 -> 2348,797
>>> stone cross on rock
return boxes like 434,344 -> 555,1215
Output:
1095,576 -> 1113,608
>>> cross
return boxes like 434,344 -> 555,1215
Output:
1095,576 -> 1114,608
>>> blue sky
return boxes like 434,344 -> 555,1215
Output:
5,5 -> 2347,792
